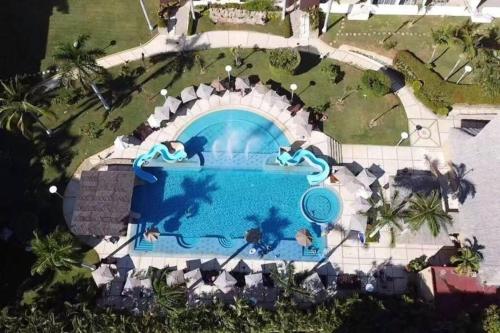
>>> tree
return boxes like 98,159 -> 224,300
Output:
447,162 -> 476,204
268,48 -> 301,74
30,228 -> 81,276
321,63 -> 344,84
483,305 -> 500,333
364,189 -> 406,247
405,191 -> 452,237
0,76 -> 55,138
360,70 -> 391,97
450,245 -> 482,276
428,26 -> 452,64
336,85 -> 359,105
474,49 -> 500,97
230,45 -> 243,67
270,261 -> 311,301
53,34 -> 106,90
149,267 -> 186,315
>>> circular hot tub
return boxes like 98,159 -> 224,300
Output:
301,187 -> 342,224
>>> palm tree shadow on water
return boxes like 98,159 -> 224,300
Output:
245,207 -> 292,254
183,136 -> 208,166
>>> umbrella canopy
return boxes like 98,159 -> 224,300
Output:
196,83 -> 214,99
181,86 -> 197,103
113,135 -> 140,152
166,96 -> 181,114
353,197 -> 372,213
166,270 -> 185,286
211,79 -> 226,93
356,169 -> 377,188
154,105 -> 170,121
331,166 -> 356,185
184,268 -> 202,288
147,114 -> 162,129
235,77 -> 250,91
144,227 -> 160,242
245,273 -> 263,288
253,83 -> 269,96
214,270 -> 237,293
296,229 -> 312,247
245,228 -> 262,244
91,264 -> 114,286
350,213 -> 368,233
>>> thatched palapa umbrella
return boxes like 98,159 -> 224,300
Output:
296,229 -> 312,247
245,228 -> 262,244
144,227 -> 160,242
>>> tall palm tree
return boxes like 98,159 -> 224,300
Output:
0,76 -> 55,138
365,189 -> 407,247
31,228 -> 81,276
53,34 -> 106,90
447,162 -> 476,204
270,261 -> 311,301
405,191 -> 452,237
428,26 -> 452,64
450,246 -> 482,276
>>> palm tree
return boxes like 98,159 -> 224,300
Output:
447,162 -> 476,204
149,267 -> 186,315
405,191 -> 452,237
0,76 -> 55,138
31,228 -> 81,276
445,20 -> 484,80
53,34 -> 106,90
428,26 -> 451,64
270,261 -> 311,301
364,189 -> 407,247
230,45 -> 243,67
451,246 -> 482,276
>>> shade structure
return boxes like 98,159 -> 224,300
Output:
245,228 -> 262,244
352,197 -> 372,213
196,83 -> 214,99
296,229 -> 313,247
181,86 -> 197,103
144,227 -> 160,242
154,105 -> 170,122
356,169 -> 377,188
214,270 -> 237,293
166,270 -> 185,286
331,166 -> 356,185
123,271 -> 142,294
302,272 -> 326,294
253,83 -> 269,96
91,264 -> 114,286
350,213 -> 368,234
184,268 -> 202,288
165,96 -> 181,113
114,135 -> 140,153
147,114 -> 162,129
235,77 -> 250,91
245,273 -> 263,288
211,79 -> 226,93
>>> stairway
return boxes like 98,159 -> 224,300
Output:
328,136 -> 343,164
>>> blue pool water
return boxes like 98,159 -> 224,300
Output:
301,188 -> 342,224
132,109 -> 335,261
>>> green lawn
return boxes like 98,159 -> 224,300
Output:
193,8 -> 292,37
322,15 -> 499,83
41,0 -> 159,70
40,48 -> 407,183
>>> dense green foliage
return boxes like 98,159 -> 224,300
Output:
360,70 -> 392,97
406,255 -> 429,273
451,245 -> 483,276
268,48 -> 301,74
484,305 -> 500,333
406,191 -> 453,237
394,50 -> 500,115
242,0 -> 275,11
321,63 -> 344,84
1,293 -> 497,332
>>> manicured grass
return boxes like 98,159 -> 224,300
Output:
41,0 -> 158,70
321,16 -> 498,83
40,49 -> 408,182
193,8 -> 292,37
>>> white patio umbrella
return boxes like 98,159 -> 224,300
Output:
244,273 -> 263,288
356,169 -> 377,188
113,135 -> 139,153
252,83 -> 269,97
166,270 -> 185,286
181,86 -> 197,103
184,268 -> 202,288
214,270 -> 237,293
235,77 -> 250,91
147,114 -> 162,129
352,197 -> 372,213
350,213 -> 368,237
165,96 -> 181,114
196,83 -> 214,99
331,166 -> 356,185
211,79 -> 226,93
91,264 -> 114,287
154,105 -> 170,121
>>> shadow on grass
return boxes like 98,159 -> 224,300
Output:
295,52 -> 322,75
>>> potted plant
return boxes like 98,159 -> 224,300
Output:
406,255 -> 428,273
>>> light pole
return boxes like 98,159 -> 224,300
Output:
290,83 -> 298,101
49,185 -> 63,199
160,89 -> 168,103
139,0 -> 154,31
322,0 -> 335,33
396,131 -> 409,146
225,65 -> 232,89
457,65 -> 472,84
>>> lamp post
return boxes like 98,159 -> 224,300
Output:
49,185 -> 63,199
290,83 -> 298,101
322,0 -> 335,33
139,0 -> 154,31
396,131 -> 409,146
225,65 -> 232,89
457,65 -> 473,84
160,89 -> 168,103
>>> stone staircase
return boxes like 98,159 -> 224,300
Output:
328,136 -> 343,164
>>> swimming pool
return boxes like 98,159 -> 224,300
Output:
132,109 -> 337,261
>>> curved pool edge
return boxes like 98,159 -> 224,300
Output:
300,187 -> 343,225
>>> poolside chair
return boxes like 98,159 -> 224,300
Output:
181,86 -> 198,103
196,83 -> 214,99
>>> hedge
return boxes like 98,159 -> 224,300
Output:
268,48 -> 301,74
393,51 -> 500,116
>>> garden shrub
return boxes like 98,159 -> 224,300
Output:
268,48 -> 301,74
411,80 -> 423,92
321,63 -> 344,84
242,0 -> 275,11
394,50 -> 500,115
360,70 -> 391,97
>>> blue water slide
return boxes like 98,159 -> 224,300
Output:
277,149 -> 330,185
133,143 -> 187,183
